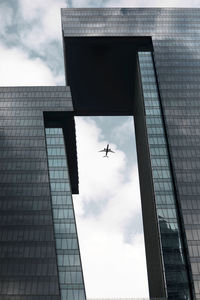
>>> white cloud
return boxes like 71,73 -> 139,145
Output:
0,3 -> 13,37
0,1 -> 68,86
77,218 -> 148,298
112,0 -> 200,7
74,118 -> 126,202
18,0 -> 67,52
0,44 -> 61,86
70,0 -> 99,7
71,0 -> 200,7
73,117 -> 148,298
111,117 -> 135,147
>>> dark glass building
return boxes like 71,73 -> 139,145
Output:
0,7 -> 200,300
0,86 -> 85,300
61,7 -> 200,300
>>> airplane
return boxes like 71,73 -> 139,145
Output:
99,144 -> 115,157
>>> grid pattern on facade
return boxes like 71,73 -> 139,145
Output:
61,7 -> 200,299
0,86 -> 72,299
138,51 -> 191,300
45,128 -> 86,300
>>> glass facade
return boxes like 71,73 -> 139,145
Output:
0,7 -> 200,300
0,86 -> 76,299
62,7 -> 200,300
45,128 -> 86,300
138,52 -> 191,299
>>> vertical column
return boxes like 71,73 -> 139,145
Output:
138,52 -> 191,300
45,128 -> 86,300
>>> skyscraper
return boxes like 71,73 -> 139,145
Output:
0,86 -> 85,300
61,7 -> 200,300
0,6 -> 200,300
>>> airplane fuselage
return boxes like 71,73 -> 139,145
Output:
99,144 -> 115,157
105,144 -> 109,156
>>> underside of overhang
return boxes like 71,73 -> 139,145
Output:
63,36 -> 153,115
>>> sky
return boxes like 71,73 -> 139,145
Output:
0,0 -> 199,298
73,116 -> 147,298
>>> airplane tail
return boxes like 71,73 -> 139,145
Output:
103,155 -> 109,158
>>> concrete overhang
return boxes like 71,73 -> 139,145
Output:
60,36 -> 152,194
63,36 -> 153,116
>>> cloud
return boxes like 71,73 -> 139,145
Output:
0,0 -> 68,85
71,0 -> 200,7
73,117 -> 148,298
74,117 -> 127,204
111,117 -> 135,146
77,217 -> 148,298
18,0 -> 67,47
17,0 -> 67,73
107,0 -> 200,7
0,44 -> 61,86
0,0 -> 68,86
0,2 -> 14,37
70,0 -> 107,7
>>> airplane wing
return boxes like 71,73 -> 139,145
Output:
108,149 -> 115,153
99,149 -> 106,152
